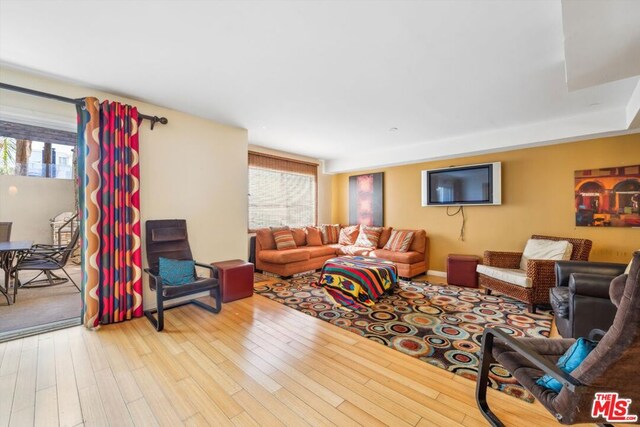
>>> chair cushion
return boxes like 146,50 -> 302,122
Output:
336,245 -> 373,256
354,225 -> 383,247
273,229 -> 297,250
305,227 -> 324,246
520,239 -> 573,270
370,249 -> 423,264
338,225 -> 360,245
476,265 -> 532,288
306,245 -> 336,258
549,286 -> 570,319
383,230 -> 415,252
162,276 -> 218,298
158,257 -> 195,286
536,338 -> 596,392
259,248 -> 310,264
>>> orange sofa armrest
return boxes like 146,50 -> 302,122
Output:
483,251 -> 522,269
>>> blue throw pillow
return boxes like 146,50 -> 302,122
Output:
535,338 -> 596,393
158,257 -> 195,286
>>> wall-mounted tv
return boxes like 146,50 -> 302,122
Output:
421,162 -> 502,206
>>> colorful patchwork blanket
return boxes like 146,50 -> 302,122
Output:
318,256 -> 398,309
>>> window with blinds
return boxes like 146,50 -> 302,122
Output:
248,151 -> 318,230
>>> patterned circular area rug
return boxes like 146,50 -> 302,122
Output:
254,273 -> 552,403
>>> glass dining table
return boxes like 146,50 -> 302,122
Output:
0,240 -> 33,305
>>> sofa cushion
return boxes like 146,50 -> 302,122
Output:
320,224 -> 340,244
377,227 -> 393,248
273,229 -> 297,250
383,230 -> 415,252
354,225 -> 383,247
550,286 -> 570,319
306,245 -> 336,258
371,249 -> 423,264
259,248 -> 310,264
409,230 -> 427,253
291,228 -> 307,247
520,239 -> 573,271
338,225 -> 360,245
336,245 -> 373,256
256,228 -> 276,250
305,226 -> 323,246
476,265 -> 532,288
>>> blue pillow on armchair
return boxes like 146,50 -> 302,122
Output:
158,257 -> 195,286
536,337 -> 596,393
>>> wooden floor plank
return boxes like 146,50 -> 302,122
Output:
0,284 -> 606,427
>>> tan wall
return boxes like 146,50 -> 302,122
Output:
248,144 -> 333,224
0,67 -> 249,309
332,133 -> 640,272
0,175 -> 75,243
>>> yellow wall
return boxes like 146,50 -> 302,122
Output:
0,67 -> 249,309
332,134 -> 640,272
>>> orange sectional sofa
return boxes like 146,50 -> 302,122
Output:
254,226 -> 429,278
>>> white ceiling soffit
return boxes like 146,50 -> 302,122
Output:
561,0 -> 640,91
0,1 -> 639,174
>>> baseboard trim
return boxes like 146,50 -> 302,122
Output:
0,317 -> 82,343
427,269 -> 447,278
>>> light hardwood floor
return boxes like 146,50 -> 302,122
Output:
0,276 -> 594,427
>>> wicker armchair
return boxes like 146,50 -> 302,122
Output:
478,235 -> 592,313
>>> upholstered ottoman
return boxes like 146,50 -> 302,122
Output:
211,259 -> 254,303
447,254 -> 480,288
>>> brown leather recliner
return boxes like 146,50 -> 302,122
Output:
144,219 -> 221,331
476,251 -> 640,426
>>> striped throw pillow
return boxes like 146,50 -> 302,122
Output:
273,229 -> 297,250
383,230 -> 415,252
354,225 -> 383,248
320,224 -> 340,244
338,225 -> 360,245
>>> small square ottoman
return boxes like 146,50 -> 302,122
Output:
447,254 -> 481,288
211,259 -> 254,303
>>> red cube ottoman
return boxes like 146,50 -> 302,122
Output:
211,259 -> 254,303
447,254 -> 481,288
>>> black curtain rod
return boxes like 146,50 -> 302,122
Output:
0,82 -> 168,130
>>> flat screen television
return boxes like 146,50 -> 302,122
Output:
421,162 -> 502,206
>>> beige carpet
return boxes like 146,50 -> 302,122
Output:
0,265 -> 81,334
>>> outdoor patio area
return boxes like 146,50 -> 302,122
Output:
0,264 -> 81,339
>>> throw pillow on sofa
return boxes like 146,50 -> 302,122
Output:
383,230 -> 414,252
273,229 -> 297,250
290,227 -> 307,246
305,226 -> 323,246
320,224 -> 340,244
354,225 -> 383,247
339,225 -> 360,245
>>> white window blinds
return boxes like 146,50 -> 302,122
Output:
248,152 -> 317,230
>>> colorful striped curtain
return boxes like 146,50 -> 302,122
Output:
77,97 -> 143,329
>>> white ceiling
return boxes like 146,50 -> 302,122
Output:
0,0 -> 639,173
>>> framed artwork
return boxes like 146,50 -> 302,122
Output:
349,172 -> 384,226
574,164 -> 640,227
